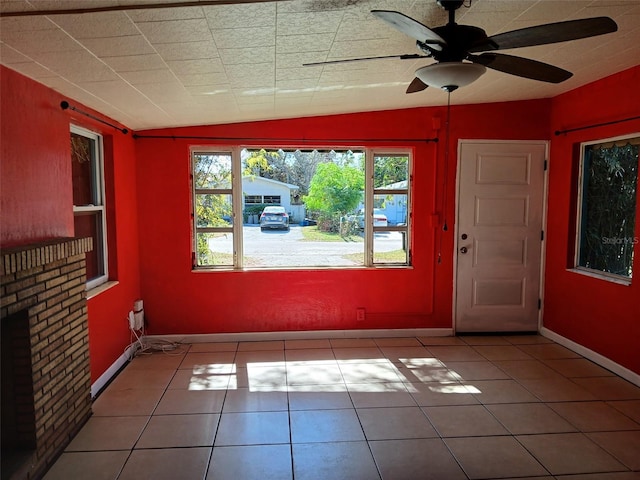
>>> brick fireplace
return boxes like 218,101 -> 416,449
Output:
1,238 -> 93,480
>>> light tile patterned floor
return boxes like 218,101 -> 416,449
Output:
44,335 -> 640,480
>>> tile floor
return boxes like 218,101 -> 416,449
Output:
44,335 -> 640,480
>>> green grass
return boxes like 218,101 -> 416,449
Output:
300,225 -> 363,243
373,250 -> 408,263
342,249 -> 407,264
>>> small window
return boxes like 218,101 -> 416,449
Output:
575,134 -> 639,281
71,126 -> 108,289
244,195 -> 261,204
263,195 -> 281,204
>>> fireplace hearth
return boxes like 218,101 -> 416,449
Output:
1,238 -> 93,480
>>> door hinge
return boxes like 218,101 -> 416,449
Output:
538,298 -> 542,310
543,160 -> 548,171
541,230 -> 544,241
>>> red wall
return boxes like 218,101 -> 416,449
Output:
1,68 -> 74,245
544,66 -> 640,374
0,66 -> 141,382
135,99 -> 551,335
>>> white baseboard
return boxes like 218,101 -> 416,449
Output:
540,327 -> 640,387
145,328 -> 453,345
90,345 -> 134,398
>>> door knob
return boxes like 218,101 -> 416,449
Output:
460,246 -> 468,254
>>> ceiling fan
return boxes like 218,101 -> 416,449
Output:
304,0 -> 618,93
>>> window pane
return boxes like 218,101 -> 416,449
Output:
194,153 -> 232,189
372,193 -> 408,226
71,132 -> 96,206
373,231 -> 408,264
74,211 -> 104,281
196,194 -> 233,227
241,149 -> 365,268
374,155 -> 408,189
196,232 -> 234,267
578,139 -> 638,278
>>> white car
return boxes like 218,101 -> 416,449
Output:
353,208 -> 388,228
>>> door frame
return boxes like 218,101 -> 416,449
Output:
452,139 -> 550,334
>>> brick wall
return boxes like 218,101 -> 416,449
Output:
1,237 -> 93,480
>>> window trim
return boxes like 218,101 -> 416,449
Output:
369,151 -> 412,266
191,146 -> 412,270
572,133 -> 638,285
191,148 -> 239,268
71,125 -> 109,290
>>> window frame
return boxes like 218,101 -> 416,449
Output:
573,133 -> 639,285
191,148 -> 240,268
191,146 -> 412,270
71,125 -> 109,290
369,152 -> 412,266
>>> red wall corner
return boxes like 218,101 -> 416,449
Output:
1,65 -> 142,382
545,65 -> 640,374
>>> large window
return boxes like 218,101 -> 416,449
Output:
192,147 -> 411,269
71,126 -> 108,289
575,134 -> 639,282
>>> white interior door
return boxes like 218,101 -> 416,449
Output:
455,141 -> 547,332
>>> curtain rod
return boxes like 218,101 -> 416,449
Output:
554,115 -> 640,136
132,134 -> 438,144
0,0 -> 278,17
61,101 -> 129,134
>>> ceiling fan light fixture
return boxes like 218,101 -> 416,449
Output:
415,62 -> 486,91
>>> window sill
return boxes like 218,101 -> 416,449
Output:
192,265 -> 413,273
86,280 -> 119,300
568,268 -> 631,286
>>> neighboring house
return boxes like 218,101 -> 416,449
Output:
355,180 -> 409,225
377,180 -> 408,224
242,176 -> 304,221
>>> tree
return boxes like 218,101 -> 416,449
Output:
243,149 -> 273,177
303,162 -> 364,231
374,155 -> 408,188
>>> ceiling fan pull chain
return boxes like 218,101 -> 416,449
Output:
438,90 -> 453,264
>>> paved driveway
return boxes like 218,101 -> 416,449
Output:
209,225 -> 403,267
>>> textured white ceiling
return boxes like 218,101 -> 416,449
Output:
1,0 -> 639,130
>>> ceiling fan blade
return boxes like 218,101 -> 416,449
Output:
372,10 -> 445,51
469,17 -> 617,52
303,53 -> 428,67
471,53 -> 572,83
406,77 -> 429,94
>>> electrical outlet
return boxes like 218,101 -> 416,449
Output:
356,308 -> 365,322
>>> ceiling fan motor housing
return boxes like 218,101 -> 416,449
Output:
437,0 -> 465,11
432,24 -> 488,61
